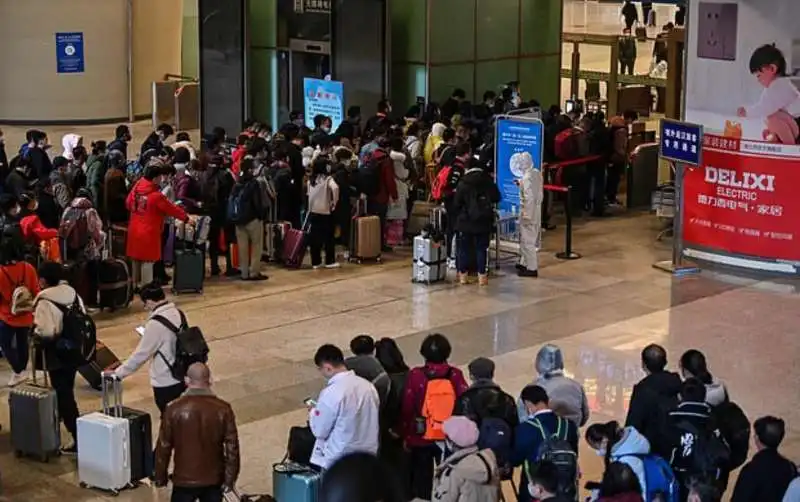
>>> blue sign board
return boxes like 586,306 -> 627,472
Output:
495,117 -> 544,214
303,78 -> 344,132
660,119 -> 703,166
55,32 -> 85,74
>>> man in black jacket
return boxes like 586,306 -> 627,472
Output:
455,357 -> 518,429
731,416 -> 797,502
108,124 -> 132,159
27,130 -> 53,187
140,123 -> 174,157
626,343 -> 681,457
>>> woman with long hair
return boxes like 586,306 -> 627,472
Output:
306,157 -> 340,269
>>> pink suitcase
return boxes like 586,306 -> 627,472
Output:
282,228 -> 306,269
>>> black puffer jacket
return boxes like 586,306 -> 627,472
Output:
452,167 -> 500,235
625,370 -> 681,457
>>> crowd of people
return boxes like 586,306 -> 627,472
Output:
299,337 -> 800,502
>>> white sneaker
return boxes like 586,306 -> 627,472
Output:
8,372 -> 27,387
325,262 -> 341,269
313,265 -> 323,270
447,258 -> 457,270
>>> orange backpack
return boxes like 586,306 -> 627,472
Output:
421,369 -> 457,441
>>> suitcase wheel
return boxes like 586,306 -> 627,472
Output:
80,482 -> 87,488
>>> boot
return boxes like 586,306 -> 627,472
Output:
458,273 -> 469,285
478,274 -> 489,286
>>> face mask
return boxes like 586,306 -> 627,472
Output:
511,93 -> 522,107
9,206 -> 20,216
293,119 -> 304,127
31,202 -> 39,212
326,164 -> 332,173
595,448 -> 606,457
0,137 -> 5,145
322,126 -> 331,133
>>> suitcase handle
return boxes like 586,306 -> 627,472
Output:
101,374 -> 123,417
29,335 -> 50,388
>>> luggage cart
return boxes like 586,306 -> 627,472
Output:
652,182 -> 676,241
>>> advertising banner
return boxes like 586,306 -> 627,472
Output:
303,78 -> 344,132
55,32 -> 85,74
494,117 -> 544,214
680,0 -> 800,273
682,135 -> 800,263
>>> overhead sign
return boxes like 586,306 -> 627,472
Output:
55,32 -> 85,74
303,77 -> 344,132
660,119 -> 703,166
494,116 -> 544,214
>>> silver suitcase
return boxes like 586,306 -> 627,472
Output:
412,235 -> 447,284
8,348 -> 61,462
77,376 -> 131,495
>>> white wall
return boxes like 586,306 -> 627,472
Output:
685,0 -> 800,134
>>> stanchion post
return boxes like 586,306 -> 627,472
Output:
672,161 -> 685,267
555,186 -> 582,260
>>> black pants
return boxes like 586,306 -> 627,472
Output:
624,17 -> 635,30
587,162 -> 607,215
642,3 -> 653,25
606,162 -> 625,203
620,61 -> 634,75
207,218 -> 233,273
153,382 -> 187,415
368,200 -> 388,248
308,213 -> 336,267
49,367 -> 79,440
0,322 -> 29,374
409,444 -> 442,500
171,485 -> 223,502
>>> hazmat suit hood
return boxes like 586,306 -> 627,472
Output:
61,134 -> 82,160
535,344 -> 565,377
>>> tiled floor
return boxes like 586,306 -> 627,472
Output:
1,3 -> 798,501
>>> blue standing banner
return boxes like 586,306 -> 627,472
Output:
303,77 -> 345,132
55,32 -> 85,74
494,116 -> 545,214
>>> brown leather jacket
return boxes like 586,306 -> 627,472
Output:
154,389 -> 240,488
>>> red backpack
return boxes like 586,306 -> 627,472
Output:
554,128 -> 581,160
431,165 -> 453,202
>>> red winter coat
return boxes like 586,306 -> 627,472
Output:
20,213 -> 58,245
369,149 -> 398,206
125,178 -> 187,262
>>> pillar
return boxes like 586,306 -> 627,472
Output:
249,0 -> 279,126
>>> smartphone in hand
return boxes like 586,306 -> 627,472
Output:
304,398 -> 317,408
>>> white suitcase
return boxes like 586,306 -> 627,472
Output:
77,376 -> 131,495
412,235 -> 447,284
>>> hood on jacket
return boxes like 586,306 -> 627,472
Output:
439,447 -> 496,484
62,134 -> 82,159
70,197 -> 93,210
611,427 -> 651,457
390,150 -> 407,163
431,122 -> 447,138
36,281 -> 79,306
536,344 -> 565,377
705,378 -> 727,407
133,178 -> 159,196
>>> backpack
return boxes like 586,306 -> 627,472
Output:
43,296 -> 97,366
125,159 -> 143,186
477,417 -> 513,477
712,400 -> 751,470
527,416 -> 578,500
674,420 -> 731,485
358,153 -> 383,197
201,169 -> 222,207
2,266 -> 33,316
467,189 -> 494,225
59,207 -> 90,252
554,128 -> 581,160
152,310 -> 210,381
431,165 -> 452,201
420,368 -> 457,441
620,453 -> 680,502
227,181 -> 255,225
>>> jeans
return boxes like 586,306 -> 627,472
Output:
153,382 -> 187,415
308,213 -> 336,266
235,219 -> 264,278
0,322 -> 30,374
49,367 -> 79,440
171,485 -> 223,502
457,232 -> 490,275
409,444 -> 442,500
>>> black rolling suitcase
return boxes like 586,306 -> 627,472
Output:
98,258 -> 133,311
78,341 -> 121,390
120,406 -> 153,482
173,238 -> 204,294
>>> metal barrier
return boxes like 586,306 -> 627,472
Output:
151,74 -> 200,129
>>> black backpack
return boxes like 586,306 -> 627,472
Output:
675,420 -> 731,485
527,416 -> 578,500
43,296 -> 97,366
467,189 -> 494,225
712,400 -> 751,470
227,181 -> 256,225
358,152 -> 383,197
153,310 -> 209,380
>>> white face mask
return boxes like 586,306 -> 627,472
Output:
322,126 -> 331,133
9,205 -> 20,216
595,448 -> 606,457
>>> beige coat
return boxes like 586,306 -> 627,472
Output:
433,447 -> 500,502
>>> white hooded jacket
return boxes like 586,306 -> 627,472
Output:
62,134 -> 82,160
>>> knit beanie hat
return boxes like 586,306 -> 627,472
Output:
442,416 -> 479,448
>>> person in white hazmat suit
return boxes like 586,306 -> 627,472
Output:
512,151 -> 542,277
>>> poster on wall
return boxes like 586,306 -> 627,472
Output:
494,117 -> 544,215
303,77 -> 344,132
682,0 -> 800,272
55,32 -> 85,74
